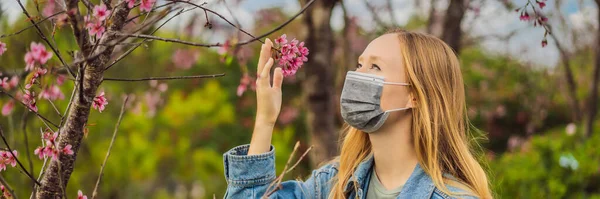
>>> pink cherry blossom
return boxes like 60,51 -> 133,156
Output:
88,21 -> 106,38
93,91 -> 108,112
2,100 -> 14,116
34,147 -> 45,159
56,75 -> 66,85
40,85 -> 65,100
541,39 -> 548,47
274,34 -> 287,44
0,185 -> 10,198
62,145 -> 74,155
93,4 -> 111,21
0,41 -> 6,56
537,0 -> 546,9
171,49 -> 200,69
237,74 -> 254,96
24,52 -> 36,71
272,34 -> 309,77
0,77 -> 8,90
140,0 -> 156,12
43,0 -> 56,17
8,76 -> 19,89
126,0 -> 136,8
78,190 -> 88,199
0,150 -> 18,171
519,12 -> 530,21
219,40 -> 231,55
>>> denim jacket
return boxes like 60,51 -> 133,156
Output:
223,144 -> 478,199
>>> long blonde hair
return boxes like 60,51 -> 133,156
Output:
329,30 -> 492,198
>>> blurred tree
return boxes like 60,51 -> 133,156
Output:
300,0 -> 340,166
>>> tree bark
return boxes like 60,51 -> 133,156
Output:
36,2 -> 132,198
300,0 -> 339,167
550,32 -> 582,122
584,0 -> 600,137
441,0 -> 466,54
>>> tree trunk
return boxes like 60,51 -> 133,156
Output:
300,0 -> 339,167
584,0 -> 600,137
550,32 -> 582,122
36,2 -> 132,198
441,0 -> 466,54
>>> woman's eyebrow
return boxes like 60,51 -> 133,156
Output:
358,55 -> 382,62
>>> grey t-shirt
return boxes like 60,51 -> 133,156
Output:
366,168 -> 403,199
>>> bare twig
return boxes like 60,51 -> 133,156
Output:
0,90 -> 60,128
103,74 -> 226,82
46,99 -> 63,118
0,125 -> 42,186
0,176 -> 16,199
91,96 -> 129,199
105,7 -> 195,71
0,11 -> 66,39
21,112 -> 35,191
263,142 -> 313,198
14,0 -> 76,78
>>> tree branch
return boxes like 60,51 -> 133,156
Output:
0,90 -> 60,128
103,74 -> 225,82
91,96 -> 128,199
0,11 -> 66,39
14,0 -> 76,78
0,125 -> 41,186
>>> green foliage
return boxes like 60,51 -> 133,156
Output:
491,123 -> 600,198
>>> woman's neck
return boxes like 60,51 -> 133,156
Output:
368,115 -> 418,190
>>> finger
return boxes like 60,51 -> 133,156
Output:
257,39 -> 273,75
259,58 -> 274,86
272,67 -> 283,89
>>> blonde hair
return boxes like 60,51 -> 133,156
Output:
329,30 -> 492,198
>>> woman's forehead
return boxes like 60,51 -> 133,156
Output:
359,34 -> 403,66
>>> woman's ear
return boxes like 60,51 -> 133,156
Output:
405,93 -> 417,108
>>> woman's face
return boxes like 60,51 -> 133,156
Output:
355,33 -> 414,115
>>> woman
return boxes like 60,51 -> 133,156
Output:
222,29 -> 492,199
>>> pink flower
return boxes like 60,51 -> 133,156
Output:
219,40 -> 231,55
23,90 -> 35,104
9,76 -> 19,89
24,51 -> 36,71
93,4 -> 111,21
93,91 -> 108,112
4,150 -> 17,167
541,39 -> 548,47
520,12 -> 530,21
273,34 -> 309,77
274,34 -> 287,44
140,0 -> 156,12
537,0 -> 546,9
0,41 -> 6,56
237,74 -> 253,96
0,77 -> 8,90
88,21 -> 106,38
2,100 -> 14,116
34,147 -> 45,159
171,49 -> 200,69
0,185 -> 10,198
40,85 -> 65,100
126,0 -> 136,8
62,145 -> 74,155
78,190 -> 88,199
43,0 -> 56,17
56,75 -> 66,85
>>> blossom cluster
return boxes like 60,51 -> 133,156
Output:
34,130 -> 74,160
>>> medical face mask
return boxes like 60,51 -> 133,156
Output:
340,71 -> 412,133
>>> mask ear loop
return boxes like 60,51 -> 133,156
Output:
381,82 -> 412,113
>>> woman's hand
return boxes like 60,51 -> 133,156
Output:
248,38 -> 284,155
255,38 -> 284,126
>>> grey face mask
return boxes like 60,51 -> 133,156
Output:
340,71 -> 412,133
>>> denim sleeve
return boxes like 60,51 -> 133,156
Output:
223,144 -> 337,199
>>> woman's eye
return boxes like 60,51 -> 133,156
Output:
371,64 -> 381,71
356,63 -> 362,69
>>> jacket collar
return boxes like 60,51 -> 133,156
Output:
342,154 -> 436,198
